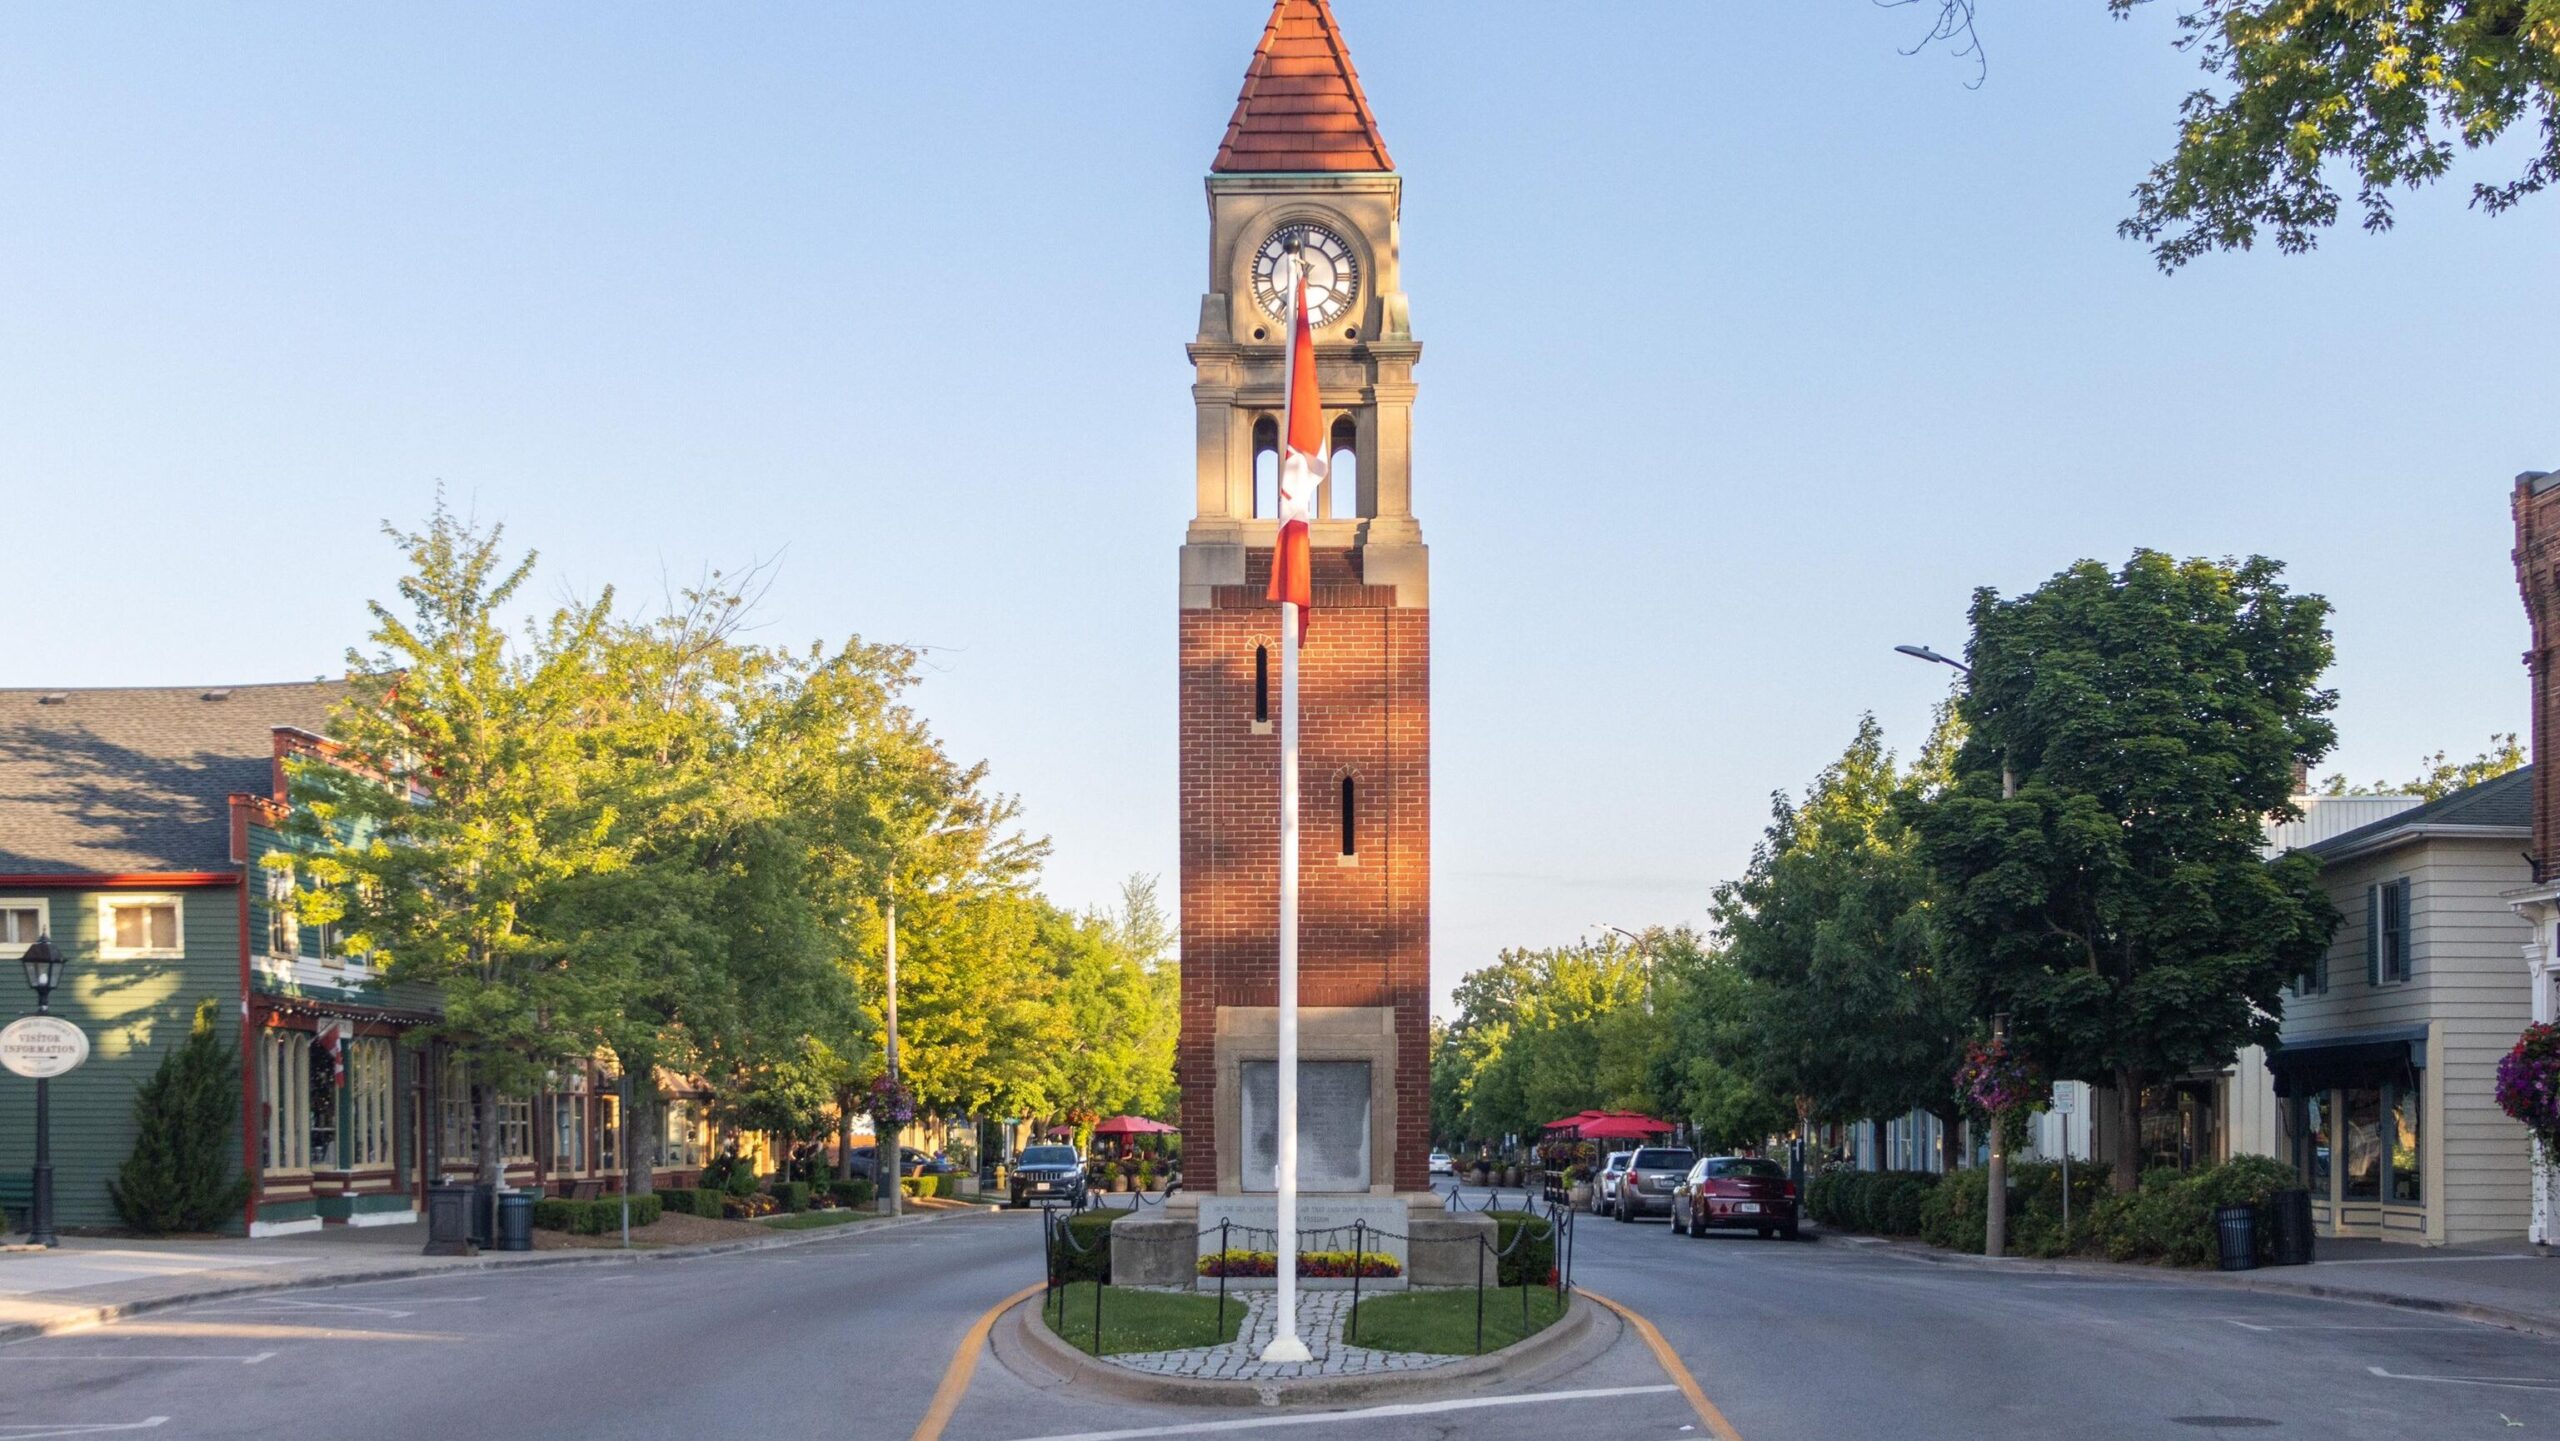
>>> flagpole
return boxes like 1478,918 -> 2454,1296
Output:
1262,250 -> 1312,1365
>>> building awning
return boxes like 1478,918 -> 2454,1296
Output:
2267,1026 -> 2427,1097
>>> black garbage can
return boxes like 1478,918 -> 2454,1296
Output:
2215,1202 -> 2258,1271
2268,1187 -> 2316,1266
495,1189 -> 535,1252
424,1181 -> 477,1257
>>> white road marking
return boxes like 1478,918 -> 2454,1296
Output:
999,1384 -> 1682,1441
2223,1320 -> 2468,1332
0,1421 -> 169,1439
0,1352 -> 274,1365
2369,1365 -> 2560,1391
2316,1254 -> 2534,1266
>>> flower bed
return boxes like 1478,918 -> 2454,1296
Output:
1195,1248 -> 1402,1279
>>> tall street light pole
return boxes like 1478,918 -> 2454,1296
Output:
879,895 -> 902,1218
1899,643 -> 2014,1259
1595,923 -> 1653,1009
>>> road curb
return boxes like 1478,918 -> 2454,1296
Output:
1828,1230 -> 2560,1342
0,1201 -> 997,1345
996,1285 -> 1606,1409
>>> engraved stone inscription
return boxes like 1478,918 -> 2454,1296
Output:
1241,1059 -> 1371,1192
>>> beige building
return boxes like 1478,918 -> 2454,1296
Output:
2272,769 -> 2536,1246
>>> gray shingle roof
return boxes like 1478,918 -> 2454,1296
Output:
0,681 -> 347,874
2303,764 -> 2534,858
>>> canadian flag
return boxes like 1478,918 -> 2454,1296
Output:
1263,257 -> 1322,639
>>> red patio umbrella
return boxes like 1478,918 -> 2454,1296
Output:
1576,1113 -> 1676,1141
1092,1115 -> 1180,1136
1544,1110 -> 1610,1131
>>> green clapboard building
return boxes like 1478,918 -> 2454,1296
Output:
0,680 -> 446,1235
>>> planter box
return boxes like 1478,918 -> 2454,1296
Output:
1202,1275 -> 1407,1292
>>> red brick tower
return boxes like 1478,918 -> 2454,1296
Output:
1178,0 -> 1430,1197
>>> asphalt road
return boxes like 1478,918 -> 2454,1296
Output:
7,1192 -> 2560,1441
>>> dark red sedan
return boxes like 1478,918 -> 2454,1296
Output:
1670,1155 -> 1799,1241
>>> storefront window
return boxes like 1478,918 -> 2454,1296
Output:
551,1093 -> 586,1172
2389,1075 -> 2422,1205
308,1043 -> 339,1169
598,1094 -> 620,1172
2305,1092 -> 2330,1199
261,1031 -> 311,1172
440,1054 -> 474,1168
2343,1087 -> 2384,1201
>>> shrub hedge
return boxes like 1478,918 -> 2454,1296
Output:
530,1194 -> 664,1234
828,1179 -> 876,1209
772,1181 -> 812,1214
1051,1210 -> 1119,1283
1484,1209 -> 1557,1287
1806,1167 -> 1934,1237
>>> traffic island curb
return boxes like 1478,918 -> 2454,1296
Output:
993,1287 -> 1611,1409
0,1200 -> 1002,1345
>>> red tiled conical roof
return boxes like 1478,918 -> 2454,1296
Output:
1211,0 -> 1393,174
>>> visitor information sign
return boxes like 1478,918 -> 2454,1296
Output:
0,1016 -> 89,1079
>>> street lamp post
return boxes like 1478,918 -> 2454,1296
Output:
19,936 -> 69,1248
1900,644 -> 2015,1259
1596,923 -> 1654,1009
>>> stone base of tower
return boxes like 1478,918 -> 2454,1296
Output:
1108,1192 -> 1494,1290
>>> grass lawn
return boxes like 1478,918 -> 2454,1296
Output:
1040,1283 -> 1246,1356
1346,1286 -> 1569,1355
760,1210 -> 872,1231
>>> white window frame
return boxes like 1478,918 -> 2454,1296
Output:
0,898 -> 49,959
345,1037 -> 394,1169
98,893 -> 185,959
261,1030 -> 312,1173
264,867 -> 298,960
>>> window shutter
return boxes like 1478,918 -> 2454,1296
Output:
2365,884 -> 2381,987
2394,876 -> 2414,981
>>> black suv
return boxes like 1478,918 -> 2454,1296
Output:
1009,1144 -> 1088,1208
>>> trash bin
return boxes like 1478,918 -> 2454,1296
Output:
2268,1187 -> 2316,1266
495,1189 -> 535,1252
424,1181 -> 477,1257
2215,1202 -> 2258,1272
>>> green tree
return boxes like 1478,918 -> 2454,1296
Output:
287,501 -> 623,1195
1458,941 -> 1663,1143
1648,930 -> 1795,1154
1913,551 -> 2340,1191
1902,2 -> 2560,268
2319,732 -> 2526,800
110,999 -> 252,1234
1714,714 -> 1970,1167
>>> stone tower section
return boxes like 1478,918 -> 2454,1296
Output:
1178,0 -> 1431,1197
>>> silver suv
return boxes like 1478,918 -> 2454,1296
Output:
1593,1151 -> 1635,1218
1613,1146 -> 1696,1222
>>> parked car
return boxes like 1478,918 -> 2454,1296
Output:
1612,1147 -> 1696,1221
1671,1155 -> 1799,1240
1593,1150 -> 1635,1218
1008,1144 -> 1089,1208
845,1145 -> 951,1182
1428,1151 -> 1456,1176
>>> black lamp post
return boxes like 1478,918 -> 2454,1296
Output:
20,935 -> 67,1247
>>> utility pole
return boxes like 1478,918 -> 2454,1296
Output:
1987,1012 -> 2009,1260
878,895 -> 902,1217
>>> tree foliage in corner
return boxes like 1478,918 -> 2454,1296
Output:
1914,551 -> 2341,1191
2320,732 -> 2526,799
111,999 -> 252,1234
2114,0 -> 2560,268
1900,1 -> 2560,267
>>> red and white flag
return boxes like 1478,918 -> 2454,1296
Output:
1264,258 -> 1323,640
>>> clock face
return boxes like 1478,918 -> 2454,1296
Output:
1251,223 -> 1360,331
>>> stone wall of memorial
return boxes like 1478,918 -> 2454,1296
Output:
1177,543 -> 1431,1194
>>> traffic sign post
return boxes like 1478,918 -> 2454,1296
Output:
2050,1083 -> 2076,1233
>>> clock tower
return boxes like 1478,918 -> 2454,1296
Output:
1177,0 -> 1430,1200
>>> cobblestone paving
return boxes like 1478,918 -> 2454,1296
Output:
1102,1289 -> 1466,1381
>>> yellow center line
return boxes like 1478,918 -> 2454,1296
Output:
1580,1288 -> 1746,1441
912,1282 -> 1045,1441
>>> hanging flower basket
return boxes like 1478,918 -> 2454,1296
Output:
1956,1036 -> 2039,1116
2496,1023 -> 2560,1149
866,1074 -> 917,1130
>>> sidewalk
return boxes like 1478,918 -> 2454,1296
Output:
1837,1229 -> 2560,1338
0,1203 -> 987,1343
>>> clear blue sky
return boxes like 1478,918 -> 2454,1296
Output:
7,4 -> 2553,1011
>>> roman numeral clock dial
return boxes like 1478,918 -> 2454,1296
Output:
1252,223 -> 1359,332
